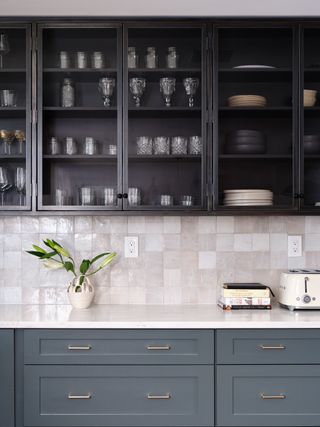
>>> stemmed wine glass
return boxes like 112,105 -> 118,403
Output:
15,167 -> 26,206
160,77 -> 176,107
129,78 -> 146,107
0,166 -> 12,205
98,77 -> 116,107
183,77 -> 200,107
14,130 -> 26,155
0,130 -> 14,155
0,34 -> 9,69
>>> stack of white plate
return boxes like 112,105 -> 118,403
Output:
223,189 -> 273,206
227,95 -> 267,107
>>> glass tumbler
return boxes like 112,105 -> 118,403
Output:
136,136 -> 153,155
108,144 -> 117,155
145,47 -> 158,69
166,46 -> 179,68
48,137 -> 61,155
84,137 -> 98,155
128,47 -> 138,69
189,136 -> 202,154
171,136 -> 188,155
0,89 -> 17,107
80,187 -> 95,206
75,51 -> 88,69
154,136 -> 170,155
128,187 -> 141,206
92,51 -> 105,69
55,188 -> 67,206
103,187 -> 116,206
160,194 -> 173,207
180,195 -> 194,207
64,137 -> 77,155
58,51 -> 71,69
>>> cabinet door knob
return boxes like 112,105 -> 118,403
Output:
68,345 -> 92,351
259,345 -> 286,350
123,193 -> 128,198
147,393 -> 171,399
261,393 -> 286,400
68,393 -> 92,399
117,193 -> 123,199
146,345 -> 171,351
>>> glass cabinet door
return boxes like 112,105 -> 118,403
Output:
0,24 -> 31,210
302,27 -> 320,210
215,26 -> 296,212
38,24 -> 122,210
124,24 -> 206,211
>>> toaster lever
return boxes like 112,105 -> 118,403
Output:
305,276 -> 309,293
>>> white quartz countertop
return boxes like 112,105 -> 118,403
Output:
1,304 -> 320,329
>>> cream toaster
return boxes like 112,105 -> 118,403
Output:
279,269 -> 320,311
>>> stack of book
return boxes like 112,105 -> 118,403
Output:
218,283 -> 273,310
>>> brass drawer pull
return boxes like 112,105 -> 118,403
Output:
147,345 -> 171,351
259,345 -> 286,350
261,393 -> 286,400
68,345 -> 92,351
147,393 -> 171,399
68,393 -> 92,399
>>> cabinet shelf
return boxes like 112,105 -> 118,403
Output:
0,107 -> 26,118
43,155 -> 117,162
219,106 -> 292,117
0,68 -> 26,73
43,106 -> 118,117
43,68 -> 117,73
128,68 -> 201,81
0,155 -> 26,161
219,154 -> 292,159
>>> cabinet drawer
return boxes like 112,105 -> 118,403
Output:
217,365 -> 320,426
216,329 -> 320,364
24,365 -> 214,427
24,329 -> 214,365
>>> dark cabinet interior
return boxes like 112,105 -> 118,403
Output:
0,21 -> 319,214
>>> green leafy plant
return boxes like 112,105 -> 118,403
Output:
27,239 -> 117,291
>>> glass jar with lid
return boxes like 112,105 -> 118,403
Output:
145,47 -> 158,69
166,47 -> 179,69
61,78 -> 75,107
128,47 -> 138,69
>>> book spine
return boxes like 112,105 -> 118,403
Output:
218,303 -> 272,310
219,297 -> 271,306
221,289 -> 270,298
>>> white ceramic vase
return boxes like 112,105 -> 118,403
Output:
67,276 -> 95,309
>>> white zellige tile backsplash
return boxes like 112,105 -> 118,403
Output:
0,215 -> 318,305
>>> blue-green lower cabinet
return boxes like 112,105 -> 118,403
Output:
24,365 -> 214,427
0,330 -> 14,427
217,365 -> 320,426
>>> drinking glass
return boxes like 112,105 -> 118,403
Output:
160,194 -> 173,207
75,51 -> 88,69
136,136 -> 153,155
0,130 -> 15,155
92,52 -> 105,69
128,187 -> 141,206
0,34 -> 9,69
108,144 -> 117,155
55,188 -> 67,206
98,77 -> 116,107
14,130 -> 26,155
180,195 -> 194,207
64,137 -> 77,155
129,78 -> 146,107
58,51 -> 71,69
0,89 -> 17,107
183,77 -> 199,107
189,135 -> 202,154
154,136 -> 170,155
79,187 -> 95,206
160,77 -> 176,107
128,47 -> 138,69
0,166 -> 12,205
15,166 -> 25,206
171,136 -> 188,155
103,187 -> 116,206
84,137 -> 98,155
48,137 -> 60,155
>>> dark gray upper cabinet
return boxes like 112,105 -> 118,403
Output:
0,330 -> 14,427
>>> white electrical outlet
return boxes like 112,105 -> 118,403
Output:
125,236 -> 139,258
288,235 -> 302,257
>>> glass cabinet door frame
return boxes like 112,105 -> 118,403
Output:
0,22 -> 32,211
36,22 -> 123,211
122,21 -> 209,211
212,21 -> 299,214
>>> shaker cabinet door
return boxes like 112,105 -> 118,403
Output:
0,330 -> 14,427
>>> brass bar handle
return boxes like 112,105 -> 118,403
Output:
68,393 -> 92,399
259,345 -> 286,350
147,393 -> 171,400
68,345 -> 92,351
146,345 -> 171,351
261,394 -> 286,400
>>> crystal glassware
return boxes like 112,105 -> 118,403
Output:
189,135 -> 202,155
84,137 -> 98,155
79,186 -> 95,206
75,51 -> 88,69
128,47 -> 138,69
98,77 -> 116,107
183,77 -> 200,107
103,187 -> 116,206
180,195 -> 194,207
108,144 -> 117,155
58,51 -> 71,69
0,166 -> 12,205
128,187 -> 141,206
14,130 -> 26,155
171,136 -> 188,155
92,52 -> 105,69
0,34 -> 9,69
160,77 -> 176,107
136,136 -> 153,155
160,194 -> 173,207
48,136 -> 60,155
145,47 -> 158,69
55,188 -> 67,206
166,46 -> 178,69
15,166 -> 26,206
64,137 -> 77,155
154,136 -> 170,155
0,89 -> 17,107
0,129 -> 15,155
61,78 -> 75,107
129,77 -> 146,107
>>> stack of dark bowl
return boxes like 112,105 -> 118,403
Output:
304,135 -> 320,154
224,130 -> 266,154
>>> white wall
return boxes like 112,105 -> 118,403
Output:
1,0 -> 320,17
